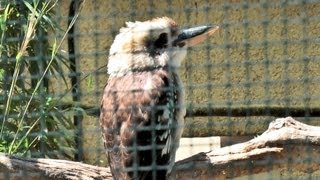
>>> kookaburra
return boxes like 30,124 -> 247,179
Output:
100,17 -> 218,179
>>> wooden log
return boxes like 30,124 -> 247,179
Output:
0,154 -> 112,180
172,117 -> 320,179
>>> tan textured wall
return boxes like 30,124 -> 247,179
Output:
75,0 -> 320,108
55,0 -> 320,166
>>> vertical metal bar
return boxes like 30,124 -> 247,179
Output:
68,0 -> 83,161
38,28 -> 47,158
280,0 -> 291,117
301,1 -> 312,179
261,1 -> 274,178
222,0 -> 234,177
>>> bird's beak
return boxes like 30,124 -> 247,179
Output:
173,25 -> 219,47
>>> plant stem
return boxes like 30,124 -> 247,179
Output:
8,0 -> 85,154
1,1 -> 39,140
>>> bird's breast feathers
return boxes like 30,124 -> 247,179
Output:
100,68 -> 185,161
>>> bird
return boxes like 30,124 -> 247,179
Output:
100,17 -> 219,180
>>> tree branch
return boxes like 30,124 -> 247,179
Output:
172,117 -> 320,179
0,153 -> 112,180
1,117 -> 320,179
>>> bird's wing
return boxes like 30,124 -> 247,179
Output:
100,68 -> 182,179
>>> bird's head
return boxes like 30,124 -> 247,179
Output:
107,17 -> 219,76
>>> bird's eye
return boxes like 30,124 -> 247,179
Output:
154,33 -> 168,49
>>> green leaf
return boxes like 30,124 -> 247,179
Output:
0,69 -> 4,80
0,0 -> 81,159
86,74 -> 93,89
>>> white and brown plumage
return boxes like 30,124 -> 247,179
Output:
100,17 -> 218,180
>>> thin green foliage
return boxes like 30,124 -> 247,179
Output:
2,0 -> 40,140
0,0 -> 84,159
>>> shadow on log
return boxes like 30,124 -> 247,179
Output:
1,117 -> 320,179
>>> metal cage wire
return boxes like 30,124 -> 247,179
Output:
0,0 -> 319,179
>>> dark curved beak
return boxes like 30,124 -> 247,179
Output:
173,25 -> 219,47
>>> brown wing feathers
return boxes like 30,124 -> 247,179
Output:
100,68 -> 177,179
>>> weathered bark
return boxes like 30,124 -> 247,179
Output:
1,117 -> 320,179
172,116 -> 320,179
0,153 -> 112,180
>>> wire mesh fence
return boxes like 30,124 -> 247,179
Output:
0,0 -> 320,179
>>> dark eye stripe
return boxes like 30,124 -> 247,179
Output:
154,33 -> 168,49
